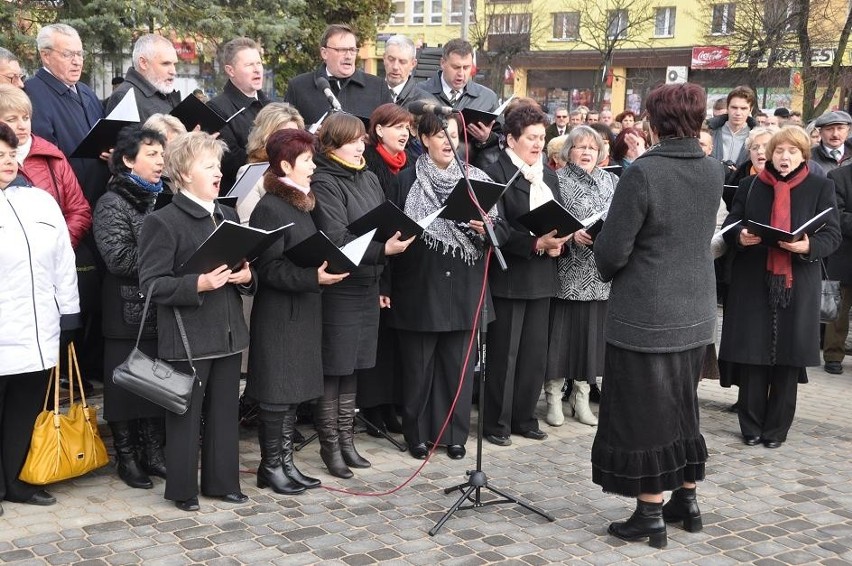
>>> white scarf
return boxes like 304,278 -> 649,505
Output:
506,148 -> 552,210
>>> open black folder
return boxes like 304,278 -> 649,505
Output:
171,95 -> 246,134
71,119 -> 136,158
285,229 -> 376,274
177,220 -> 292,275
746,207 -> 832,248
438,178 -> 509,222
347,201 -> 441,241
458,94 -> 515,127
516,200 -> 604,238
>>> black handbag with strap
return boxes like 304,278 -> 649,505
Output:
112,282 -> 199,414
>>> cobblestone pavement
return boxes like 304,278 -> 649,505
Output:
1,366 -> 851,565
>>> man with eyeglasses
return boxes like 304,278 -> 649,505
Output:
284,23 -> 393,126
208,37 -> 271,192
105,34 -> 181,123
0,48 -> 26,89
545,107 -> 569,145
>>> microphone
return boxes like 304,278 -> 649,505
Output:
409,99 -> 457,117
315,77 -> 342,112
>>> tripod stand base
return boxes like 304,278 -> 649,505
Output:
429,471 -> 555,536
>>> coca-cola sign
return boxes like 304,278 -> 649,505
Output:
691,46 -> 730,69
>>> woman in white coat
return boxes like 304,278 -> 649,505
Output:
0,122 -> 79,514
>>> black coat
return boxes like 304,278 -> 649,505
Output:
93,175 -> 159,340
826,165 -> 852,283
246,175 -> 323,404
138,192 -> 255,361
484,152 -> 559,300
386,168 -> 493,332
208,80 -> 271,193
284,66 -> 393,126
719,167 -> 841,367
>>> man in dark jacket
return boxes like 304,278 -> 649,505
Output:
284,24 -> 393,127
208,37 -> 270,193
105,34 -> 181,122
811,111 -> 852,173
383,34 -> 418,107
824,162 -> 852,374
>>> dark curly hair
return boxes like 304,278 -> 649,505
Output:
109,125 -> 167,175
503,105 -> 549,139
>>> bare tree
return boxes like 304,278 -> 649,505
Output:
796,0 -> 852,119
558,0 -> 658,108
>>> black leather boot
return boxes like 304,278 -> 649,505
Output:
314,396 -> 353,479
338,393 -> 371,468
281,406 -> 321,489
257,410 -> 305,495
663,487 -> 702,532
608,500 -> 667,548
109,421 -> 153,489
138,417 -> 167,479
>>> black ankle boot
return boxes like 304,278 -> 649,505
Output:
608,500 -> 667,548
281,406 -> 321,489
257,411 -> 306,495
138,417 -> 167,479
109,421 -> 152,489
663,487 -> 702,532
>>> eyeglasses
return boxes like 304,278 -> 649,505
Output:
555,115 -> 568,119
324,46 -> 358,55
1,73 -> 26,83
572,146 -> 599,153
45,48 -> 85,60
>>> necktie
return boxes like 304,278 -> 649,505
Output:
831,148 -> 842,162
330,78 -> 341,95
449,89 -> 460,106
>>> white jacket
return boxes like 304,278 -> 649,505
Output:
0,184 -> 79,375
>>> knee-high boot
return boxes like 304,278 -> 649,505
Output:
338,393 -> 370,468
314,395 -> 353,478
138,417 -> 168,479
257,410 -> 305,495
109,421 -> 152,489
281,405 -> 320,489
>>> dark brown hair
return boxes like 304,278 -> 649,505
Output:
726,85 -> 756,110
368,103 -> 412,146
645,83 -> 707,139
611,127 -> 647,161
418,112 -> 460,139
0,121 -> 17,148
321,24 -> 357,48
266,129 -> 316,176
317,112 -> 365,155
504,105 -> 549,139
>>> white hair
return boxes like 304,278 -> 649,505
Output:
36,23 -> 80,51
385,35 -> 416,59
0,47 -> 18,64
132,34 -> 173,69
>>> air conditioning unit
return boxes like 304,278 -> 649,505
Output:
666,66 -> 688,84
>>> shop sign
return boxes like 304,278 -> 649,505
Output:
692,46 -> 730,69
733,47 -> 836,67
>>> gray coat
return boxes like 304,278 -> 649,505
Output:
594,137 -> 723,353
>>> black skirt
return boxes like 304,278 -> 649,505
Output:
102,337 -> 165,422
547,299 -> 607,384
591,344 -> 708,497
321,280 -> 380,376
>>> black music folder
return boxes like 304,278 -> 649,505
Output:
284,229 -> 376,274
516,200 -> 604,238
601,164 -> 623,177
171,95 -> 245,133
458,94 -> 515,127
226,162 -> 269,200
70,119 -> 136,158
347,201 -> 439,241
746,207 -> 832,248
178,220 -> 292,274
438,178 -> 508,222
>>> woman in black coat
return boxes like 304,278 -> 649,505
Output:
719,127 -> 840,449
388,112 -> 496,460
482,105 -> 569,447
93,126 -> 168,491
247,129 -> 347,494
309,113 -> 413,478
138,132 -> 255,512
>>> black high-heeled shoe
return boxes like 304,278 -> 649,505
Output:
663,487 -> 702,532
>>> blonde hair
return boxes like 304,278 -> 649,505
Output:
0,83 -> 32,116
165,132 -> 227,189
143,113 -> 187,142
767,126 -> 812,161
746,126 -> 779,149
245,103 -> 304,162
547,134 -> 568,166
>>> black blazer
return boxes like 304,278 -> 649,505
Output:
484,152 -> 560,300
138,192 -> 255,361
284,66 -> 393,126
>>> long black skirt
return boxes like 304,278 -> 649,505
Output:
547,299 -> 607,384
591,344 -> 708,497
102,337 -> 164,422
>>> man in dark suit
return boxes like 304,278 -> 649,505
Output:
284,24 -> 393,127
105,34 -> 181,122
383,34 -> 418,107
413,38 -> 499,168
208,37 -> 271,192
545,107 -> 569,145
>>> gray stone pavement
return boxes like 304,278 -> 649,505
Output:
2,366 -> 852,565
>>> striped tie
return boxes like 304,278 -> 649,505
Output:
449,89 -> 460,106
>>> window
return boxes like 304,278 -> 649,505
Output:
389,0 -> 405,24
711,3 -> 736,35
449,0 -> 475,24
607,10 -> 628,39
553,12 -> 580,40
764,0 -> 797,32
488,12 -> 532,34
430,0 -> 443,23
654,7 -> 676,37
411,0 -> 424,24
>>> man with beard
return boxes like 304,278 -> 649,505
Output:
208,37 -> 270,192
105,34 -> 181,121
383,35 -> 418,107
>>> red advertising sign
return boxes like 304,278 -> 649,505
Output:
691,46 -> 730,69
173,41 -> 196,62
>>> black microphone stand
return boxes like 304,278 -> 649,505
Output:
429,116 -> 554,536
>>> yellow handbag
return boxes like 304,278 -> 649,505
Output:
19,342 -> 109,485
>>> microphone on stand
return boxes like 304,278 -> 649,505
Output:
315,76 -> 342,112
409,99 -> 458,117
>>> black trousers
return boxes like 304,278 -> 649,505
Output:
737,364 -> 799,442
484,297 -> 550,437
164,354 -> 241,502
0,370 -> 49,502
397,329 -> 475,447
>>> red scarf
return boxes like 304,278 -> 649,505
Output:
757,163 -> 809,289
375,143 -> 407,175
